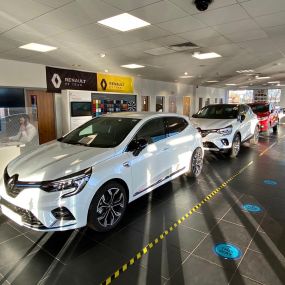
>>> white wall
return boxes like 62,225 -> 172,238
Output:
0,59 -> 46,88
194,86 -> 228,113
280,89 -> 285,107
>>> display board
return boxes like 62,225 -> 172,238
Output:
91,93 -> 137,117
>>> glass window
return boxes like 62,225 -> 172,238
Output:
136,118 -> 166,144
165,117 -> 188,137
60,117 -> 140,148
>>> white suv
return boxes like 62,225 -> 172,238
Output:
0,112 -> 203,232
191,104 -> 259,157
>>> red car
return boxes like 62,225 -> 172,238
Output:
248,102 -> 279,132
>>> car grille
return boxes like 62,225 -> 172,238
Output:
3,168 -> 40,198
203,142 -> 219,149
200,129 -> 217,138
0,198 -> 44,228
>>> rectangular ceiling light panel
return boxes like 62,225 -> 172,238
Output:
192,52 -> 222,60
98,13 -> 150,32
19,43 -> 57,52
121,64 -> 145,69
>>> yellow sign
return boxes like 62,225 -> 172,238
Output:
97,73 -> 134,93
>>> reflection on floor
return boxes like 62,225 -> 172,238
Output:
0,127 -> 285,285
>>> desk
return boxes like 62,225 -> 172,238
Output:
0,142 -> 23,176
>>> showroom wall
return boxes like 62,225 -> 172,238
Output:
280,89 -> 285,107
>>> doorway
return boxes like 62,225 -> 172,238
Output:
141,96 -> 149,111
183,96 -> 191,117
26,90 -> 56,144
169,96 -> 177,113
156,96 -> 164,112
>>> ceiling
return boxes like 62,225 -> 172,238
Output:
1,0 -> 285,89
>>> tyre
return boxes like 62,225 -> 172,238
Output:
186,147 -> 203,178
229,134 -> 241,158
88,181 -> 127,232
250,125 -> 259,145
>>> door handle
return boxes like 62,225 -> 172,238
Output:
123,161 -> 130,168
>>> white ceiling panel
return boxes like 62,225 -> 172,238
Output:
179,27 -> 222,41
211,43 -> 242,57
0,12 -> 20,33
0,0 -> 52,23
225,28 -> 268,43
168,0 -> 198,14
241,0 -> 285,17
127,26 -> 171,41
193,4 -> 249,26
213,19 -> 260,35
32,0 -> 74,8
151,35 -> 189,46
157,15 -> 206,34
102,0 -> 160,11
0,36 -> 24,53
264,25 -> 285,38
255,11 -> 285,28
208,0 -> 237,10
144,47 -> 176,55
193,36 -> 230,48
131,1 -> 188,24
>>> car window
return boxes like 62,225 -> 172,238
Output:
165,117 -> 188,137
194,105 -> 238,119
136,118 -> 166,144
61,117 -> 140,148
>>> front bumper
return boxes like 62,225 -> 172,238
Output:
201,132 -> 234,152
0,177 -> 89,231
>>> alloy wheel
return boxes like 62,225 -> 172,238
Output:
96,187 -> 125,227
191,148 -> 203,176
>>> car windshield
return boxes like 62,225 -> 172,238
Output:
193,105 -> 238,119
60,117 -> 141,148
249,104 -> 269,113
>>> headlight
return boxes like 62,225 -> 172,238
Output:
258,116 -> 268,121
41,167 -> 92,198
217,125 -> 232,135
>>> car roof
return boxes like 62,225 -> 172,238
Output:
102,112 -> 188,120
204,104 -> 239,107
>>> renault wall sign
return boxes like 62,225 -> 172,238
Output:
46,66 -> 97,92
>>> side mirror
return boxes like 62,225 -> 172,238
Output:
238,114 -> 245,122
128,138 -> 148,156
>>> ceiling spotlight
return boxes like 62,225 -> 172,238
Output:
193,52 -> 221,60
225,83 -> 236,86
104,69 -> 108,73
184,72 -> 188,75
256,76 -> 271,80
194,0 -> 213,11
99,53 -> 106,58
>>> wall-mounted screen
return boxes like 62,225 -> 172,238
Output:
71,102 -> 92,117
0,88 -> 25,108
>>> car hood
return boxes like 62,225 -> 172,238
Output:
190,118 -> 237,130
7,141 -> 116,181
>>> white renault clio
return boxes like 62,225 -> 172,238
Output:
191,104 -> 259,157
0,113 -> 203,232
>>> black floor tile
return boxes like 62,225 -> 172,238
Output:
178,212 -> 218,234
139,241 -> 189,279
230,274 -> 263,285
0,222 -> 21,244
167,255 -> 235,285
0,248 -> 55,285
238,250 -> 285,285
0,235 -> 37,269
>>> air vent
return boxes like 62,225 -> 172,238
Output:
144,47 -> 176,56
169,41 -> 199,51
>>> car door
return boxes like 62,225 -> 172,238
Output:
164,116 -> 191,174
238,105 -> 250,141
128,117 -> 170,198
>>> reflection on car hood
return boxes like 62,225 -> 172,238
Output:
7,141 -> 115,181
190,118 -> 237,130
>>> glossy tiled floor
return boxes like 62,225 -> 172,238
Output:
1,124 -> 285,285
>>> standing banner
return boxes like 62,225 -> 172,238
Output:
97,73 -> 134,93
46,66 -> 97,92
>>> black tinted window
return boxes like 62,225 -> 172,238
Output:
165,117 -> 188,137
194,105 -> 238,119
60,117 -> 140,148
136,118 -> 166,144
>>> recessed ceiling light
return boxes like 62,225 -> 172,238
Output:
99,53 -> 106,58
256,76 -> 271,79
192,52 -> 221,60
121,64 -> 145,69
184,72 -> 188,75
268,81 -> 280,84
226,83 -> 236,86
206,80 -> 219,83
179,75 -> 193,79
19,43 -> 57,52
104,69 -> 108,73
98,13 -> 150,32
236,69 -> 254,73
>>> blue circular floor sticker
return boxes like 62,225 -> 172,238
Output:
242,204 -> 262,213
263,179 -> 277,186
213,243 -> 242,260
